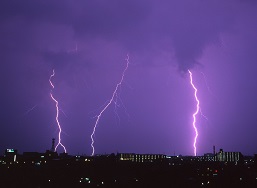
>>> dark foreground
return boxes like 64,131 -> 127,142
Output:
1,159 -> 257,188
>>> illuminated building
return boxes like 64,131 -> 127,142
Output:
4,149 -> 18,163
204,153 -> 216,162
117,153 -> 166,162
216,149 -> 242,163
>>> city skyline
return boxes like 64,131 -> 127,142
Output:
1,147 -> 255,188
1,0 -> 257,156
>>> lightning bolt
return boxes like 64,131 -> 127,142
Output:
90,54 -> 130,156
201,71 -> 219,104
200,107 -> 208,121
113,92 -> 121,125
200,72 -> 212,94
188,70 -> 199,156
113,89 -> 130,126
22,104 -> 38,116
49,69 -> 67,153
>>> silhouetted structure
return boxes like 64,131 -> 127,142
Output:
51,138 -> 55,152
0,148 -> 256,187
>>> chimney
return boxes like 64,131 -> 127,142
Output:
51,138 -> 55,152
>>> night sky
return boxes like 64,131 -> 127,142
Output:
1,0 -> 257,156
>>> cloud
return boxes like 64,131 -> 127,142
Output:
1,0 -> 246,73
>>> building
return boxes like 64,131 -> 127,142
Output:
204,153 -> 216,162
216,149 -> 243,163
4,149 -> 18,163
117,153 -> 166,162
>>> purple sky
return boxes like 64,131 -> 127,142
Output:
1,0 -> 257,156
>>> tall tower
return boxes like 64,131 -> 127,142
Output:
51,138 -> 55,152
213,145 -> 216,155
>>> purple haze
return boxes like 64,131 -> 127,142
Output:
1,0 -> 257,156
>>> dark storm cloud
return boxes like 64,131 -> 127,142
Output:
74,0 -> 237,72
0,0 -> 239,71
70,0 -> 235,72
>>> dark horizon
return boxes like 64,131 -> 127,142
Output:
2,148 -> 256,188
0,145 -> 254,157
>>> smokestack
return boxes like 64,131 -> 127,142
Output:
213,145 -> 216,155
51,138 -> 55,152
